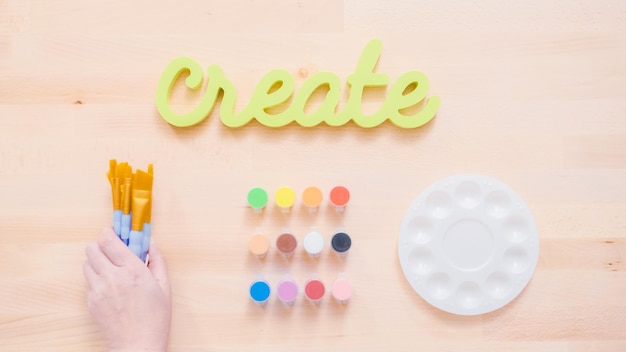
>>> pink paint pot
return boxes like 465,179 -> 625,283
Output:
277,278 -> 299,305
331,274 -> 352,304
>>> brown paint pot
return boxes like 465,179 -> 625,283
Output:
276,232 -> 297,257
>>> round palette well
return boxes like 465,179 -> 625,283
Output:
397,174 -> 539,315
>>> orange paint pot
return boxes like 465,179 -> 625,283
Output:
302,186 -> 323,212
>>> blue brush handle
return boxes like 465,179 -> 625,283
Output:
113,210 -> 122,239
121,213 -> 131,246
140,223 -> 152,262
129,230 -> 143,258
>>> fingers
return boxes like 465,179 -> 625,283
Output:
85,240 -> 110,275
83,260 -> 98,289
97,227 -> 141,268
147,240 -> 171,296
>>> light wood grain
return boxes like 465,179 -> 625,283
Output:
1,0 -> 625,351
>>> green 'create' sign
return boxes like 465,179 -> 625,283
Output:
156,39 -> 440,129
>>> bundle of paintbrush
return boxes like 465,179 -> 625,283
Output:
107,159 -> 153,262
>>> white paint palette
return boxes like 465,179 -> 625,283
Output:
398,174 -> 539,315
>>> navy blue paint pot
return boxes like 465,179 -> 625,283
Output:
331,232 -> 352,256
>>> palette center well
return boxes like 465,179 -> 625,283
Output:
443,219 -> 495,271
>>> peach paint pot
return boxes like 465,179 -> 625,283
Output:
331,274 -> 352,304
331,231 -> 352,257
275,186 -> 296,213
303,229 -> 324,257
248,233 -> 270,259
276,232 -> 297,258
277,278 -> 299,305
302,186 -> 323,213
304,279 -> 326,303
249,279 -> 271,305
330,186 -> 350,212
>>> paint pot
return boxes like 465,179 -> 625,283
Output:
248,233 -> 270,258
331,275 -> 352,304
331,231 -> 352,257
277,278 -> 299,305
329,186 -> 350,212
304,278 -> 326,303
303,229 -> 324,257
275,186 -> 296,213
247,187 -> 268,214
249,279 -> 271,305
276,232 -> 298,258
302,186 -> 323,213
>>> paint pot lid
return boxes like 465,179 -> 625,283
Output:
247,188 -> 268,209
249,234 -> 270,256
331,232 -> 352,253
277,279 -> 299,302
332,278 -> 352,301
305,279 -> 325,300
302,186 -> 323,207
275,186 -> 296,208
276,233 -> 297,253
330,186 -> 350,206
303,230 -> 324,255
249,280 -> 271,302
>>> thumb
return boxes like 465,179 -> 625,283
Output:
147,240 -> 171,297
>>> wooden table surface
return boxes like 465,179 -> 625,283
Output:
1,1 -> 625,351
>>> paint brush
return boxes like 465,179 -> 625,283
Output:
140,164 -> 153,262
120,164 -> 133,245
108,159 -> 123,240
129,169 -> 150,259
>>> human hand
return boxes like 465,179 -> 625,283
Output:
84,228 -> 171,352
